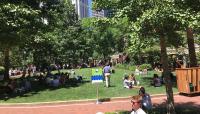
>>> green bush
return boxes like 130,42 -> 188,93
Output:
0,66 -> 5,75
115,64 -> 123,69
115,64 -> 127,69
128,65 -> 136,71
139,64 -> 152,70
115,64 -> 133,70
115,63 -> 152,71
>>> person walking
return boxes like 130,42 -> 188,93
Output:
103,62 -> 111,87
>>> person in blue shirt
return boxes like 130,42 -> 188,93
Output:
103,63 -> 111,87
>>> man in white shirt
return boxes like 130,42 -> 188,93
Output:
130,95 -> 146,114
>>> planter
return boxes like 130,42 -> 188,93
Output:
176,67 -> 200,94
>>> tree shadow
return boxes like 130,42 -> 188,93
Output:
0,77 -> 91,101
152,101 -> 200,114
140,77 -> 153,87
179,93 -> 200,97
140,76 -> 177,88
111,101 -> 200,114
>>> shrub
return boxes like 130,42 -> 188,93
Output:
139,64 -> 152,70
115,63 -> 152,71
115,64 -> 127,69
128,65 -> 136,71
0,66 -> 4,75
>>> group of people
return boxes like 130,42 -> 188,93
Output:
44,72 -> 70,87
102,62 -> 153,114
43,70 -> 82,87
123,73 -> 140,89
103,63 -> 155,113
135,66 -> 148,76
9,65 -> 37,77
5,77 -> 32,94
102,62 -> 163,89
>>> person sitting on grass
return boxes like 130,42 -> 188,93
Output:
139,87 -> 152,112
129,73 -> 142,89
131,95 -> 146,114
23,78 -> 31,91
6,80 -> 17,93
52,76 -> 60,87
129,73 -> 137,86
135,66 -> 140,76
152,74 -> 162,87
123,75 -> 131,89
123,73 -> 141,89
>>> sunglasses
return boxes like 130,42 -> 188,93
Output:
131,100 -> 140,104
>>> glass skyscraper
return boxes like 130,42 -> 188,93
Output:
71,0 -> 105,19
71,0 -> 91,18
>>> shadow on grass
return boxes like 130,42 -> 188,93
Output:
106,102 -> 200,114
140,77 -> 153,87
0,77 -> 91,101
140,76 -> 177,88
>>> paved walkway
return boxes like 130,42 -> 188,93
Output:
0,95 -> 199,114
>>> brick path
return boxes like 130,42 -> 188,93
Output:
0,95 -> 199,114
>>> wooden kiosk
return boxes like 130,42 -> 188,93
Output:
176,68 -> 200,94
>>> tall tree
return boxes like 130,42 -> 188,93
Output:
0,1 -> 42,80
93,0 -> 189,113
186,28 -> 197,67
82,17 -> 117,60
0,0 -> 80,71
175,0 -> 200,67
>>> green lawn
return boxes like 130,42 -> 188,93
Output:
0,68 -> 178,103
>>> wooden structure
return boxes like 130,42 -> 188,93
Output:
176,68 -> 200,94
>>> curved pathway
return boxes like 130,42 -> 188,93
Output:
0,95 -> 200,114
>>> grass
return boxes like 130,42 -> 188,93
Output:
0,68 -> 178,103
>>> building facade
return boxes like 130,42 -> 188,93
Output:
71,0 -> 105,18
71,0 -> 91,18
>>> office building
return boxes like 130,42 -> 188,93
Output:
71,0 -> 91,18
71,0 -> 105,19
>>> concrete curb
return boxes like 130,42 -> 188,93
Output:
0,92 -> 179,106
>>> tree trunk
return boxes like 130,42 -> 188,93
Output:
160,34 -> 176,114
186,27 -> 197,67
3,48 -> 10,81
